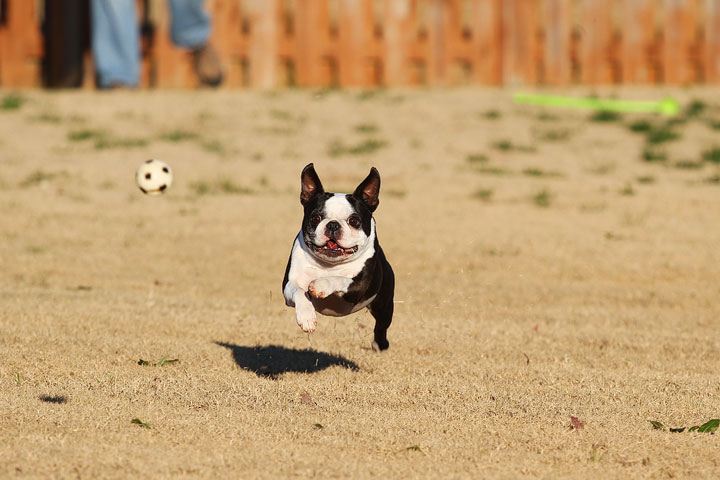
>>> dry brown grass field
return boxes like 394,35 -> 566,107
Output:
1,87 -> 719,479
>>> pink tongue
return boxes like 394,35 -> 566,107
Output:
327,240 -> 338,250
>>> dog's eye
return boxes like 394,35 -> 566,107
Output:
348,215 -> 361,228
310,214 -> 322,226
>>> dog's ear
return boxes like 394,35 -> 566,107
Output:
300,163 -> 324,205
353,167 -> 381,212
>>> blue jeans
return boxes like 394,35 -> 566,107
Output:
91,0 -> 211,88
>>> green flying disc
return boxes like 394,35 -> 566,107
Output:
514,93 -> 679,116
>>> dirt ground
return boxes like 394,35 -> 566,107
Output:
0,87 -> 719,479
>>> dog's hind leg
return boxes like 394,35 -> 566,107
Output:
368,261 -> 394,351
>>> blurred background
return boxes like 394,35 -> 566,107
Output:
1,0 -> 719,90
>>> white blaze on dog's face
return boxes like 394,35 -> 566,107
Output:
299,164 -> 381,264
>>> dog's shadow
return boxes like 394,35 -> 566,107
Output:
215,342 -> 359,379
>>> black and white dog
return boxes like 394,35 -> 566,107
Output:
282,164 -> 394,351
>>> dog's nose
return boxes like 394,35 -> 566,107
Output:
326,221 -> 341,233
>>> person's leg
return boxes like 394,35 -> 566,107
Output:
167,0 -> 222,86
90,0 -> 140,88
167,0 -> 210,48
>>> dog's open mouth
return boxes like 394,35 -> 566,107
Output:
313,239 -> 358,258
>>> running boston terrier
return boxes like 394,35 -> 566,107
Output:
282,164 -> 395,351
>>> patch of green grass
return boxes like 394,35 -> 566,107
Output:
138,356 -> 179,367
201,140 -> 226,156
537,112 -> 559,121
537,112 -> 560,122
472,166 -> 510,175
579,202 -> 607,213
328,139 -> 388,156
480,110 -> 501,120
650,418 -> 718,434
704,174 -> 720,184
636,175 -> 655,184
99,180 -> 116,190
627,119 -> 652,133
472,188 -> 493,201
536,129 -> 571,142
588,163 -> 615,175
190,177 -> 253,196
674,160 -> 703,170
532,189 -> 553,207
190,181 -> 211,195
684,99 -> 706,117
701,146 -> 720,164
69,128 -> 148,149
491,140 -> 536,153
1,93 -> 25,111
25,245 -> 45,254
619,183 -> 635,196
19,170 -> 66,188
159,130 -> 199,142
33,112 -> 62,123
394,445 -> 423,454
642,148 -> 667,163
14,373 -> 21,386
645,124 -> 679,145
68,129 -> 105,142
522,168 -> 562,178
665,117 -> 687,128
355,90 -> 381,101
466,153 -> 489,164
385,189 -> 406,198
131,418 -> 151,429
255,126 -> 298,136
354,123 -> 379,134
706,119 -> 720,130
269,109 -> 293,121
94,136 -> 148,150
219,177 -> 252,194
589,110 -> 622,122
492,140 -> 513,151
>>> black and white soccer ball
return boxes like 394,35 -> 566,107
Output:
136,159 -> 173,195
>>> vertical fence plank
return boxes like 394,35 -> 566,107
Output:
295,0 -> 330,86
247,0 -> 280,88
338,0 -> 373,86
621,0 -> 655,83
0,0 -> 43,87
384,0 -> 412,85
542,0 -> 571,85
151,1 -> 195,88
445,0 -> 466,84
406,0 -> 429,85
470,0 -> 501,84
663,0 -> 698,84
502,0 -> 539,86
209,0 -> 246,87
706,0 -> 720,83
579,0 -> 614,84
426,0 -> 448,85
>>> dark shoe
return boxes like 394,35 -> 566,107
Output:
192,43 -> 223,87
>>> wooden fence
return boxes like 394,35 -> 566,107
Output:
1,0 -> 720,88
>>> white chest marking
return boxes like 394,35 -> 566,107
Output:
288,224 -> 375,291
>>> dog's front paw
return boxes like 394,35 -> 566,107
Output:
308,278 -> 335,299
295,302 -> 318,333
